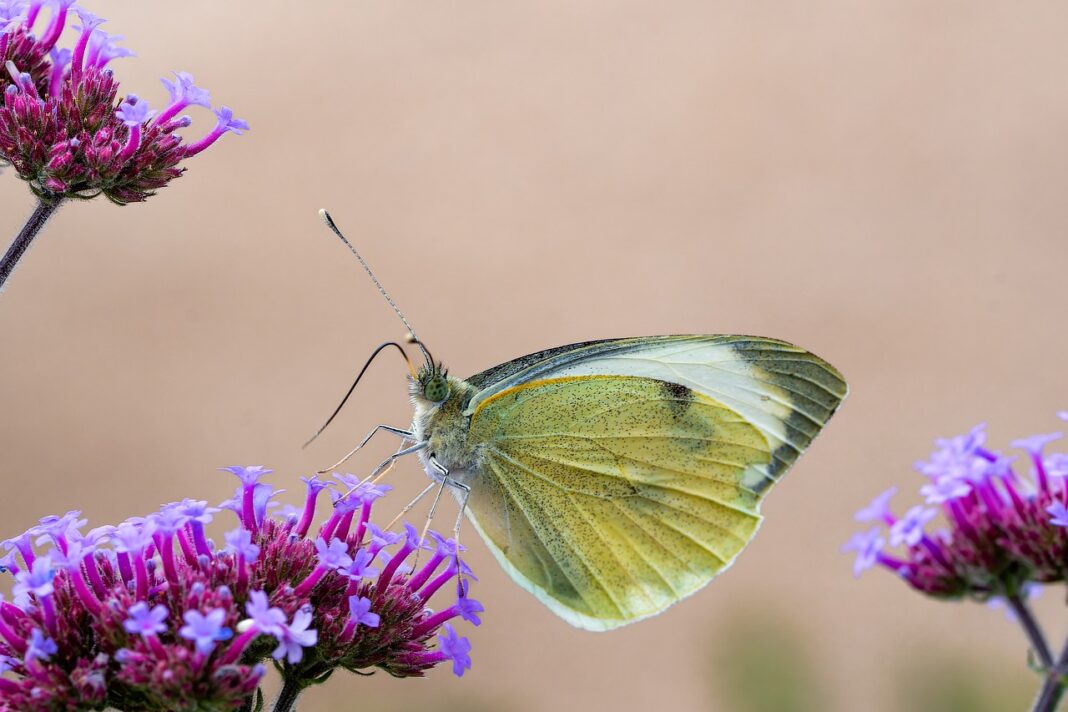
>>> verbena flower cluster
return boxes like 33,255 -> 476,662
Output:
0,0 -> 246,204
0,466 -> 480,711
844,415 -> 1068,599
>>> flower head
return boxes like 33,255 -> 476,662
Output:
0,3 -> 247,204
846,415 -> 1068,600
0,466 -> 481,706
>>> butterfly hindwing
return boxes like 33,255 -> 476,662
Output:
459,335 -> 846,630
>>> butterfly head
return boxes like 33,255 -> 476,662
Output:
414,362 -> 450,405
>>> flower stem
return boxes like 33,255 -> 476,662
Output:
272,677 -> 303,712
1032,637 -> 1068,712
0,198 -> 62,293
1008,592 -> 1054,669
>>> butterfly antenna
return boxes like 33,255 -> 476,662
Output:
303,341 -> 415,449
319,209 -> 421,343
405,334 -> 436,369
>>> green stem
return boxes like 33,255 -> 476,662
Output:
1008,592 -> 1054,669
272,677 -> 302,712
0,198 -> 62,293
1032,637 -> 1068,712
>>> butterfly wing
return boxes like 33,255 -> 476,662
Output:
460,335 -> 846,630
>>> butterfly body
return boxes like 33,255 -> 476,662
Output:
404,334 -> 847,631
411,375 -> 480,479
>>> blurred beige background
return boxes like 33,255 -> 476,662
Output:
2,1 -> 1067,710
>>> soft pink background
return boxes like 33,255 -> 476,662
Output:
2,2 -> 1067,710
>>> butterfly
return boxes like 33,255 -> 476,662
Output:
311,211 -> 847,631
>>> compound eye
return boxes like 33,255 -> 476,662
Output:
423,376 -> 449,403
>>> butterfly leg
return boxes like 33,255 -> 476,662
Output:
449,480 -> 472,592
425,457 -> 472,591
337,441 -> 427,501
316,424 -> 414,475
408,459 -> 452,570
384,481 -> 438,530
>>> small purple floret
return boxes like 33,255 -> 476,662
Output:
348,596 -> 380,629
841,528 -> 884,578
24,628 -> 57,662
123,602 -> 169,637
437,624 -> 472,677
179,608 -> 232,655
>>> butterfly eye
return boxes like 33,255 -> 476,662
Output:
423,375 -> 450,404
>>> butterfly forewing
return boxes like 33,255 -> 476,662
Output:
458,336 -> 846,630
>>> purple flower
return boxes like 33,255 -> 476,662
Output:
848,416 -> 1068,602
244,590 -> 286,636
343,548 -> 378,580
455,587 -> 485,626
348,596 -> 380,629
854,486 -> 897,523
314,537 -> 353,570
1046,454 -> 1068,478
915,424 -> 986,479
367,523 -> 402,550
221,466 -> 272,488
1011,432 -> 1063,456
1047,502 -> 1068,528
919,476 -> 971,505
24,628 -> 57,662
13,556 -> 54,598
0,1 -> 25,32
302,474 -> 330,493
111,521 -> 153,553
841,528 -> 885,578
437,624 -> 472,677
0,7 -> 247,205
271,609 -> 318,664
176,499 -> 219,526
151,505 -> 189,535
123,602 -> 168,637
160,71 -> 211,111
0,465 -> 481,707
889,505 -> 937,547
179,608 -> 232,655
352,482 -> 392,503
224,528 -> 260,562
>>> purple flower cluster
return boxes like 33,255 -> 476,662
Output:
0,0 -> 246,204
844,416 -> 1068,599
0,467 -> 480,711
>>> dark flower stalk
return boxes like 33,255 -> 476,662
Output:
844,415 -> 1068,712
0,467 -> 481,711
0,0 -> 248,293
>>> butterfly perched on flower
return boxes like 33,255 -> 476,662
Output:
311,211 -> 847,631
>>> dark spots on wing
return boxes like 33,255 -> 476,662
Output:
658,380 -> 694,418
